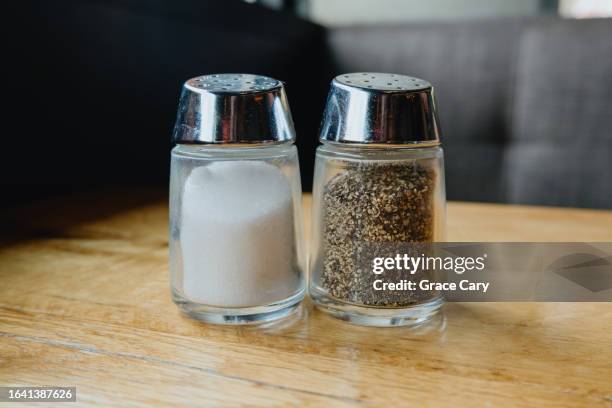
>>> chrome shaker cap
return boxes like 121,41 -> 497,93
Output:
319,73 -> 441,145
172,74 -> 296,144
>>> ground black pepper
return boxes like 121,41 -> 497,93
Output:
320,160 -> 440,306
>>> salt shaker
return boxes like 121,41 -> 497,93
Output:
170,74 -> 305,324
309,73 -> 446,327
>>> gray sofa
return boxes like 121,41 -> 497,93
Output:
328,17 -> 612,209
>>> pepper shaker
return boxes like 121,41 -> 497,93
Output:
169,74 -> 305,324
309,73 -> 446,327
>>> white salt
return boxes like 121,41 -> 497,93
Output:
180,160 -> 299,307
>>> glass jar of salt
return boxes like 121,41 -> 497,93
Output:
310,73 -> 446,327
169,74 -> 305,324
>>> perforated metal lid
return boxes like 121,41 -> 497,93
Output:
319,72 -> 442,145
172,74 -> 296,144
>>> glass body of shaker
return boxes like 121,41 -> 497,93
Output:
170,143 -> 305,324
309,142 -> 446,326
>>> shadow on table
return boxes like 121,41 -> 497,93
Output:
0,187 -> 167,247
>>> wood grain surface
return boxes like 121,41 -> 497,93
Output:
1,188 -> 612,407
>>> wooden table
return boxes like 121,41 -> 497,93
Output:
1,189 -> 612,407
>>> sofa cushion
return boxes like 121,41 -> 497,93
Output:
506,18 -> 612,208
328,19 -> 530,202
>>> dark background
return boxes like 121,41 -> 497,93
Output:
5,0 -> 332,206
4,0 -> 612,209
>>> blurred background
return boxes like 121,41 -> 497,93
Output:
5,0 -> 612,208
